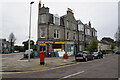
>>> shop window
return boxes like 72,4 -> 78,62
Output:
40,28 -> 45,38
67,44 -> 71,52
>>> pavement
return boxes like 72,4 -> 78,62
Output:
1,52 -> 76,73
2,53 -> 119,79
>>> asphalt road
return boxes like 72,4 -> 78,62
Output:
2,54 -> 119,80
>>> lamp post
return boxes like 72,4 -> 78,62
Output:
28,1 -> 34,62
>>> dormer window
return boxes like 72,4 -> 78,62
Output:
78,24 -> 84,31
53,14 -> 60,25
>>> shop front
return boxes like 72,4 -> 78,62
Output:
66,42 -> 74,56
37,41 -> 67,57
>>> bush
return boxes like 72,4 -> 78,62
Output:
64,53 -> 68,56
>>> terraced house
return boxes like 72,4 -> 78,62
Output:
37,2 -> 97,56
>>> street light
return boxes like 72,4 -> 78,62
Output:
28,1 -> 34,62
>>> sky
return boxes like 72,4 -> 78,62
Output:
0,0 -> 119,46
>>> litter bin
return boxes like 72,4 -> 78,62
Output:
40,51 -> 45,65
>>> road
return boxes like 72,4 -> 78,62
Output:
2,54 -> 119,80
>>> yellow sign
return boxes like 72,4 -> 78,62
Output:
38,41 -> 67,45
55,42 -> 67,44
45,41 -> 53,44
38,41 -> 53,44
40,44 -> 46,46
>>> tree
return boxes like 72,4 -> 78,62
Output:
111,43 -> 115,51
9,33 -> 16,53
91,38 -> 98,52
85,38 -> 98,52
22,40 -> 35,51
14,46 -> 25,52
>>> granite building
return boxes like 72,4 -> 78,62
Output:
37,2 -> 97,56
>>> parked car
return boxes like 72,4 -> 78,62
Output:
14,51 -> 19,53
92,52 -> 103,59
24,49 -> 34,58
115,50 -> 120,54
4,51 -> 10,54
75,51 -> 94,62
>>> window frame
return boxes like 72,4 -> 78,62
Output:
54,29 -> 60,39
40,28 -> 46,38
40,14 -> 46,23
67,32 -> 69,40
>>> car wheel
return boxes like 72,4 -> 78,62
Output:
24,55 -> 27,58
101,56 -> 103,58
76,59 -> 79,62
85,57 -> 88,62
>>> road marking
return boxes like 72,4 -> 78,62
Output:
30,66 -> 49,70
62,71 -> 85,79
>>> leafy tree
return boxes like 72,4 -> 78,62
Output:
111,43 -> 115,51
31,45 -> 37,51
14,46 -> 25,52
85,45 -> 91,51
91,38 -> 98,52
22,40 -> 35,51
9,33 -> 16,53
85,38 -> 98,52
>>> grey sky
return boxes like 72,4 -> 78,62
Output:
1,0 -> 119,46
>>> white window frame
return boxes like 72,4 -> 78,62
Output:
53,15 -> 60,25
54,29 -> 60,39
40,28 -> 45,38
40,14 -> 46,23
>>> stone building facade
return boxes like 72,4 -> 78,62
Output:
0,39 -> 10,53
37,2 -> 97,56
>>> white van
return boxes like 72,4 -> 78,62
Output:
24,49 -> 34,58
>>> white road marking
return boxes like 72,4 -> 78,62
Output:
62,71 -> 85,79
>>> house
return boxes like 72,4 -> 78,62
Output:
37,2 -> 97,56
98,41 -> 111,51
0,39 -> 10,53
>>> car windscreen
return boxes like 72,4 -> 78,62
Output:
93,52 -> 98,54
78,52 -> 83,54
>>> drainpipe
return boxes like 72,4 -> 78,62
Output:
47,22 -> 50,57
